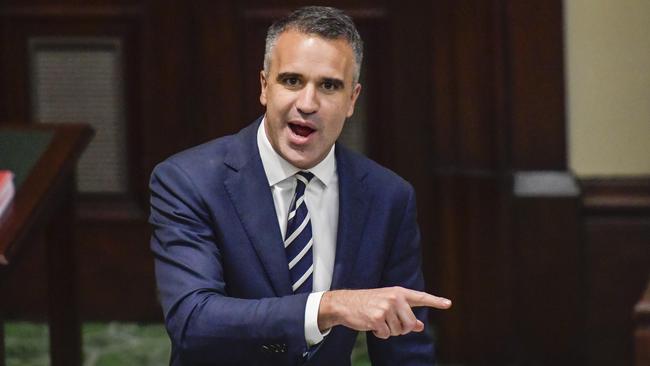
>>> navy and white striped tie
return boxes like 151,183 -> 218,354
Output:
285,171 -> 315,293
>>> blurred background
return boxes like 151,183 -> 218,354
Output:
0,0 -> 648,365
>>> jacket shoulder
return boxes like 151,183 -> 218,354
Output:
337,144 -> 414,196
164,134 -> 235,171
153,120 -> 260,178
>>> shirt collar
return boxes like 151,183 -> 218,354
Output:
257,116 -> 336,187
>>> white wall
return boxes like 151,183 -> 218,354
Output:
565,0 -> 650,177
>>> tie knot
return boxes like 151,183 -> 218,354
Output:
296,171 -> 314,185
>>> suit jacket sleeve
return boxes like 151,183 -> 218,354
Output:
149,160 -> 309,365
366,183 -> 436,365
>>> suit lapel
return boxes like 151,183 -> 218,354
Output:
223,121 -> 293,296
331,145 -> 370,290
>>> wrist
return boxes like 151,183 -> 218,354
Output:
317,290 -> 341,332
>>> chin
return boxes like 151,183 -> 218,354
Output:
290,159 -> 315,170
279,146 -> 310,167
285,153 -> 316,170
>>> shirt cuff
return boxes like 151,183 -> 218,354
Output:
304,291 -> 331,346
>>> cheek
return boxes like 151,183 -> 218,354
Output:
271,88 -> 296,106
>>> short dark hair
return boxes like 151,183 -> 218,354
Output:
263,6 -> 364,83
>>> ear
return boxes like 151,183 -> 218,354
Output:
259,70 -> 268,106
346,83 -> 362,118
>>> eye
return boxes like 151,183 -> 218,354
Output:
321,79 -> 342,92
282,77 -> 301,88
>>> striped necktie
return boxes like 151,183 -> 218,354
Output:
285,171 -> 315,293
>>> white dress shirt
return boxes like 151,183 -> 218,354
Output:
257,119 -> 337,346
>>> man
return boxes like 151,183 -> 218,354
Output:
150,6 -> 451,365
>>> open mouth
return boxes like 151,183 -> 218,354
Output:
289,123 -> 315,137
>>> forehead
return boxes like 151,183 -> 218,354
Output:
271,30 -> 355,80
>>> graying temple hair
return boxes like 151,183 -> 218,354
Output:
263,6 -> 364,84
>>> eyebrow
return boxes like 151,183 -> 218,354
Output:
276,72 -> 301,82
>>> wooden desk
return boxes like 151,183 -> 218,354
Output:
0,124 -> 93,366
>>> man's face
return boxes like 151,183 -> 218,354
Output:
260,30 -> 361,169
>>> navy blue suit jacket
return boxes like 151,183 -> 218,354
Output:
150,118 -> 435,365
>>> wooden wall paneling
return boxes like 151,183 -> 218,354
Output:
75,219 -> 158,321
380,1 -> 431,171
431,0 -> 575,364
346,7 -> 388,166
503,0 -> 579,363
505,0 -> 566,170
0,11 -> 31,123
467,175 -> 514,365
582,178 -> 650,215
188,1 -> 243,141
581,177 -> 650,366
0,6 -> 145,201
431,0 -> 456,170
240,5 -> 276,125
430,0 -> 516,363
452,0 -> 500,169
432,174 -> 514,364
0,5 -> 141,123
431,0 -> 510,169
430,7 -> 465,359
584,216 -> 650,366
512,172 -> 583,364
119,10 -> 146,206
46,175 -> 81,366
383,0 -> 437,296
429,175 -> 462,358
0,232 -> 49,319
0,4 -> 162,321
141,0 -> 196,174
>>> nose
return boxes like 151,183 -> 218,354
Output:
295,84 -> 319,114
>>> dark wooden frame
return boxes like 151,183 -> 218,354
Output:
0,5 -> 147,214
0,123 -> 93,366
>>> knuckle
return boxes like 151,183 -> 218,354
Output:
403,320 -> 416,332
371,311 -> 384,323
379,302 -> 391,312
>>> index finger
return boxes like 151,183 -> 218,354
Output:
404,290 -> 452,309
